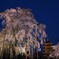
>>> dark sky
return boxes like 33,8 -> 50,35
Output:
0,0 -> 59,44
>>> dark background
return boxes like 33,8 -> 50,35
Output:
0,0 -> 59,45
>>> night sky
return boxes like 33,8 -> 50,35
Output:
0,0 -> 59,45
